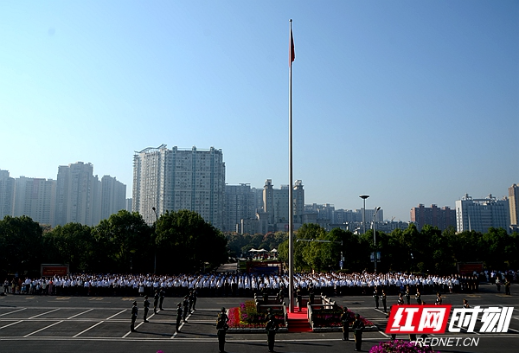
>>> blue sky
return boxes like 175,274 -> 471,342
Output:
1,1 -> 517,222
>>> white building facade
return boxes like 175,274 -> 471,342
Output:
133,145 -> 225,229
455,194 -> 510,233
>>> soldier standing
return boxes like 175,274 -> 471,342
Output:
505,277 -> 511,295
159,288 -> 165,310
130,301 -> 138,332
143,295 -> 150,322
352,313 -> 365,351
381,289 -> 387,312
308,284 -> 315,305
415,288 -> 422,304
218,307 -> 228,324
435,292 -> 442,305
153,290 -> 159,314
192,288 -> 198,310
405,286 -> 411,305
216,316 -> 229,353
265,315 -> 279,352
296,286 -> 302,312
340,307 -> 351,341
373,287 -> 379,309
175,303 -> 182,332
182,295 -> 189,322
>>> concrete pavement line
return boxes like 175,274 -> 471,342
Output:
0,307 -> 26,317
0,320 -> 23,330
29,308 -> 60,319
73,320 -> 105,338
67,309 -> 93,319
24,320 -> 63,337
106,309 -> 126,320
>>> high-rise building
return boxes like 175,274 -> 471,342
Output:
224,183 -> 255,232
100,176 -> 126,221
509,184 -> 519,226
133,145 -> 226,229
0,170 -> 14,220
410,204 -> 456,231
55,162 -> 101,226
13,176 -> 56,225
262,179 -> 304,230
455,194 -> 510,233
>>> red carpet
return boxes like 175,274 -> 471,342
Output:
287,307 -> 312,332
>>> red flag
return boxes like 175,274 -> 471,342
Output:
289,29 -> 295,67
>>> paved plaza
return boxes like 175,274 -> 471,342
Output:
0,284 -> 518,353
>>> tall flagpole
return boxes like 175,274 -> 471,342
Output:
288,19 -> 295,313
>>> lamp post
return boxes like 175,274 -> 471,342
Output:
152,207 -> 158,274
359,195 -> 369,234
372,206 -> 381,274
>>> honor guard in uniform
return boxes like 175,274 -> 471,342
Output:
415,288 -> 422,304
191,288 -> 198,310
216,315 -> 229,352
308,284 -> 315,305
143,295 -> 150,322
373,287 -> 379,309
176,303 -> 182,332
505,278 -> 511,295
159,288 -> 165,310
217,307 -> 229,324
381,289 -> 387,312
397,293 -> 404,305
265,315 -> 279,352
182,295 -> 189,322
352,313 -> 365,351
340,307 -> 352,341
405,286 -> 411,305
153,290 -> 159,314
295,286 -> 303,312
435,292 -> 442,305
130,301 -> 138,332
277,286 -> 284,304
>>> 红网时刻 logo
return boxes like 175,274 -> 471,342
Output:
386,305 -> 514,334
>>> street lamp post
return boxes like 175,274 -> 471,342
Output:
373,206 -> 381,274
359,195 -> 369,234
152,207 -> 158,274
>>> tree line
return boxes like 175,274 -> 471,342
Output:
227,224 -> 519,274
0,210 -> 227,278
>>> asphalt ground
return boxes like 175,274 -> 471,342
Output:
0,283 -> 518,353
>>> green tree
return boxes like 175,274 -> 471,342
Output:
0,216 -> 43,276
155,210 -> 227,273
43,223 -> 94,272
93,210 -> 153,273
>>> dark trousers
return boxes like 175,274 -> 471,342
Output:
144,308 -> 149,321
342,325 -> 349,340
267,332 -> 276,352
131,316 -> 136,331
354,333 -> 362,350
176,317 -> 181,332
218,337 -> 225,352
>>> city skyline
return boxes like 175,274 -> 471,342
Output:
1,1 -> 517,222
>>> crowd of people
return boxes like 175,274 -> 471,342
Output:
2,269 -> 515,297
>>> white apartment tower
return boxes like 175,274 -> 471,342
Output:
455,194 -> 510,233
262,179 -> 305,228
55,162 -> 101,226
133,145 -> 225,229
0,170 -> 14,220
13,177 -> 56,225
224,183 -> 255,232
100,175 -> 127,221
